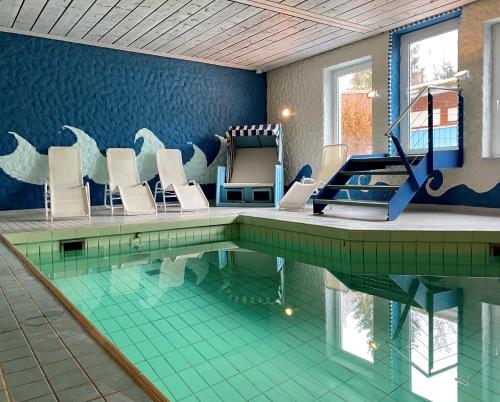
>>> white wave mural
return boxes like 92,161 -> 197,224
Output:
424,166 -> 498,197
0,132 -> 49,185
0,126 -> 226,185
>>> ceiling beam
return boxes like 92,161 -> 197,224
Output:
230,0 -> 372,33
0,27 -> 257,71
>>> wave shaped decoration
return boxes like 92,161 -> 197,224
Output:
0,126 -> 226,186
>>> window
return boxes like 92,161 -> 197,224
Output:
400,19 -> 459,152
491,24 -> 500,156
332,61 -> 373,157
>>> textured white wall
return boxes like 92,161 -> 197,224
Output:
268,0 -> 500,206
267,33 -> 388,184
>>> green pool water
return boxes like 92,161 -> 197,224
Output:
24,237 -> 500,402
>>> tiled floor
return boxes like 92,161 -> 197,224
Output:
1,204 -> 500,235
0,238 -> 151,401
1,204 -> 500,401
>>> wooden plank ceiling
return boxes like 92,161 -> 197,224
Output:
0,0 -> 477,71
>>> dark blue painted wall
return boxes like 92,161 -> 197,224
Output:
0,32 -> 266,210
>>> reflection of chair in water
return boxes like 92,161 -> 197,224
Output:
218,250 -> 285,305
159,253 -> 205,288
109,256 -> 148,296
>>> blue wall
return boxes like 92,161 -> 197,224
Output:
0,32 -> 267,210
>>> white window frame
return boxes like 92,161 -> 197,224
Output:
399,18 -> 459,151
331,59 -> 372,145
490,23 -> 500,157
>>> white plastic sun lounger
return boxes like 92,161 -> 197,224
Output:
45,146 -> 91,221
154,149 -> 209,212
105,148 -> 157,215
279,144 -> 348,210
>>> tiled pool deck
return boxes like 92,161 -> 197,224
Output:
1,204 -> 500,402
1,204 -> 500,234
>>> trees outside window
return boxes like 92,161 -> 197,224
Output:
335,65 -> 373,157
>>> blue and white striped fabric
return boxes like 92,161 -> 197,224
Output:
224,124 -> 281,141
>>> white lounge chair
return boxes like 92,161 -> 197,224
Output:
154,149 -> 209,212
45,146 -> 91,221
104,148 -> 157,215
279,144 -> 348,210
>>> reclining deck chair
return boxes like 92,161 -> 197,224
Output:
45,146 -> 91,221
154,149 -> 209,211
104,148 -> 157,215
216,124 -> 284,207
279,144 -> 347,210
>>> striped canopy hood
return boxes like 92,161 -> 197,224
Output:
224,124 -> 282,142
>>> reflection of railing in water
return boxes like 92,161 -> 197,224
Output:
226,292 -> 275,305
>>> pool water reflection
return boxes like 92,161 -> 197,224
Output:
29,242 -> 500,402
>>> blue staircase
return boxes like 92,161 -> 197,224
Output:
313,87 -> 464,221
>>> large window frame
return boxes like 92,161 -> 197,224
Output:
331,59 -> 373,147
399,18 -> 460,152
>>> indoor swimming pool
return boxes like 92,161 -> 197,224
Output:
11,226 -> 500,402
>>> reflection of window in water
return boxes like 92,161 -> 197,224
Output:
481,303 -> 500,401
410,307 -> 458,402
340,290 -> 374,362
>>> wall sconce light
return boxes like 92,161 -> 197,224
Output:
367,89 -> 379,99
284,307 -> 293,316
454,69 -> 472,83
281,108 -> 292,118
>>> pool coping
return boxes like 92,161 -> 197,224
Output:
4,213 -> 500,246
1,234 -> 170,402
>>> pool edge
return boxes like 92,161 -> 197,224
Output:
0,234 -> 171,402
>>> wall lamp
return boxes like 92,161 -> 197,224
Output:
281,108 -> 292,118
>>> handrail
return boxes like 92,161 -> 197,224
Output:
384,85 -> 462,137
